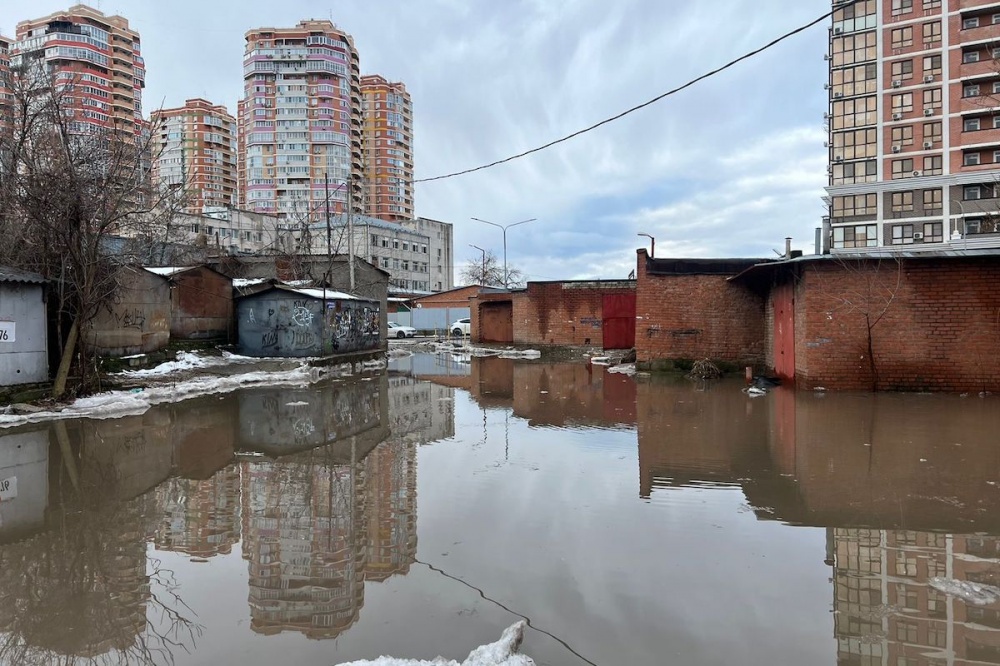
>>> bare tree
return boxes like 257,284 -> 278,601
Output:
817,255 -> 903,391
460,249 -> 524,288
0,63 -> 185,398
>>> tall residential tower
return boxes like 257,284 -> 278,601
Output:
361,74 -> 414,221
151,99 -> 238,212
827,0 -> 1000,250
238,20 -> 363,221
12,4 -> 145,137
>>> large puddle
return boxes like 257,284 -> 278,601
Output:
1,354 -> 999,665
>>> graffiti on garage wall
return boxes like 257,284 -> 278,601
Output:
326,302 -> 380,351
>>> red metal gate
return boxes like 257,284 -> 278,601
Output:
602,293 -> 636,350
773,282 -> 795,382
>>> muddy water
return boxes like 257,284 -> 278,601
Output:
0,357 -> 999,665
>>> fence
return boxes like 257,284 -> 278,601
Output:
388,307 -> 470,334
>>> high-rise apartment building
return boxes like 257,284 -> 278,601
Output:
0,35 -> 12,133
239,20 -> 363,221
150,99 -> 238,212
361,74 -> 414,221
12,4 -> 145,137
827,1 -> 1000,250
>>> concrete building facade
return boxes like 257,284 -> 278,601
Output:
361,74 -> 413,221
827,0 -> 1000,251
400,217 -> 454,292
238,20 -> 363,221
151,99 -> 238,213
12,4 -> 145,137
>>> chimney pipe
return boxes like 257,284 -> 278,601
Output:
814,227 -> 822,255
784,237 -> 792,258
821,216 -> 832,254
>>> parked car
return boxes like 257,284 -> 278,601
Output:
450,318 -> 471,336
388,322 -> 417,338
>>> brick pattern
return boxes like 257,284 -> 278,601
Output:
512,282 -> 635,347
635,251 -> 766,367
794,258 -> 1000,392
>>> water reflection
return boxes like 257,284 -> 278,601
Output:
1,356 -> 1000,664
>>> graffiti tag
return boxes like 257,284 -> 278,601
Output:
114,308 -> 146,330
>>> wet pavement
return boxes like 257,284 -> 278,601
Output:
0,354 -> 999,665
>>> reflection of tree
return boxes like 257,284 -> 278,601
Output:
0,427 -> 200,665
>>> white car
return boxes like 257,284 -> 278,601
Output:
450,318 -> 471,336
388,322 -> 417,338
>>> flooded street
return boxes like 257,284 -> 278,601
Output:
1,356 -> 1000,665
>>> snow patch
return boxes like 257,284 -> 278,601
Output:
0,364 -> 324,429
929,577 -> 1000,606
608,363 -> 636,375
117,351 -> 258,378
336,621 -> 533,666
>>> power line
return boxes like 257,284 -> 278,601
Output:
414,0 -> 858,185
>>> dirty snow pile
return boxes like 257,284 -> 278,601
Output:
117,351 -> 257,378
429,341 -> 540,360
0,364 -> 325,429
337,622 -> 534,666
608,364 -> 637,375
929,577 -> 1000,605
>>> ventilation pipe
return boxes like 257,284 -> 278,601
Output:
784,237 -> 792,259
821,216 -> 832,254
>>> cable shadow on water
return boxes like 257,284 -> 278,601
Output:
414,558 -> 600,666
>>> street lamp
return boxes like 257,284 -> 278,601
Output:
638,232 -> 655,258
471,217 -> 536,288
469,244 -> 486,286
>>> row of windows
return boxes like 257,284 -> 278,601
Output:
889,22 -> 940,50
891,156 -> 942,178
833,222 -> 943,248
832,190 -> 942,217
370,235 -> 427,253
889,55 -> 941,81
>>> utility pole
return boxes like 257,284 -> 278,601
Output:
325,172 -> 332,285
470,244 -> 486,285
471,217 -> 536,288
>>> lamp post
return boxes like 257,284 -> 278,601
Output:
638,232 -> 655,258
471,217 -> 536,288
470,244 -> 486,286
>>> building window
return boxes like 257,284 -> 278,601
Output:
891,59 -> 913,80
891,0 -> 913,15
923,55 -> 942,77
891,224 -> 914,244
833,224 -> 878,248
370,234 -> 377,246
922,21 -> 941,45
923,155 -> 942,175
965,152 -> 982,166
891,191 -> 914,212
924,222 -> 943,242
832,193 -> 877,217
923,0 -> 941,7
964,84 -> 981,98
963,16 -> 980,29
891,158 -> 914,179
923,121 -> 942,143
891,93 -> 914,114
891,125 -> 914,146
923,189 -> 942,210
891,26 -> 913,48
965,117 -> 982,131
922,88 -> 942,110
963,49 -> 981,64
965,185 -> 982,200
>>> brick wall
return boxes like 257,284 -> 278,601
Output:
635,250 -> 766,369
512,281 -> 635,347
794,257 -> 1000,392
412,285 -> 481,309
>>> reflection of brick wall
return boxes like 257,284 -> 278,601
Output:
635,250 -> 765,368
510,364 -> 636,428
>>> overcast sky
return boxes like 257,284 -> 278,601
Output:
4,1 -> 830,281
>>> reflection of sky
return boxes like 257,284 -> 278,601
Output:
388,353 -> 472,377
149,390 -> 834,666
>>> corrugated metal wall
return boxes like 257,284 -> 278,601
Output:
0,283 -> 48,385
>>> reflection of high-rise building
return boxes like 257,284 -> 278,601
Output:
240,456 -> 366,639
388,374 -> 455,444
831,528 -> 1000,665
363,440 -> 417,581
154,466 -> 242,557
